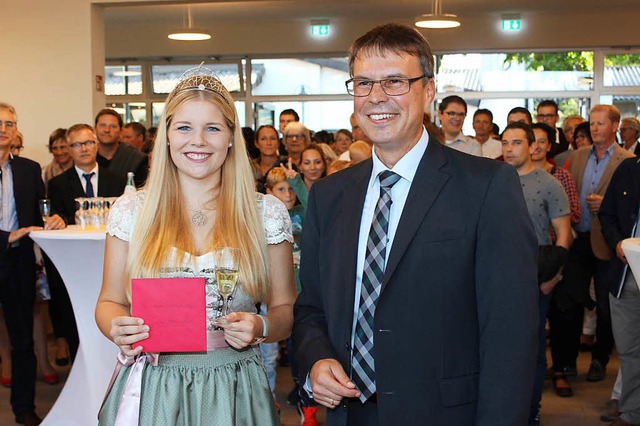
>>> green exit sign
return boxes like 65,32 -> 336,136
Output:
502,19 -> 521,31
311,24 -> 330,37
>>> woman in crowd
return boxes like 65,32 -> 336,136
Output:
252,125 -> 281,192
42,128 -> 72,188
96,69 -> 295,425
282,122 -> 310,168
333,129 -> 353,156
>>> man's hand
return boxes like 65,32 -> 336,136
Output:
44,214 -> 66,230
310,358 -> 360,409
8,226 -> 42,244
586,193 -> 603,214
616,241 -> 628,264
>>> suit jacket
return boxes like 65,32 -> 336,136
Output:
599,157 -> 640,296
567,144 -> 634,260
293,139 -> 539,426
47,165 -> 127,225
548,127 -> 570,158
0,156 -> 44,283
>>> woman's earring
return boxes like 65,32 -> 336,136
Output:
228,143 -> 233,148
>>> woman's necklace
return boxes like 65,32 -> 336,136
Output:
187,205 -> 213,227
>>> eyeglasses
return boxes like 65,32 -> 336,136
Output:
50,145 -> 68,152
345,75 -> 428,97
536,114 -> 557,119
10,145 -> 23,152
69,140 -> 97,149
0,121 -> 16,129
286,134 -> 306,140
444,111 -> 466,119
620,127 -> 634,132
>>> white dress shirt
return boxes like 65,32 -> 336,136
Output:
350,128 -> 429,348
75,164 -> 99,196
479,137 -> 503,159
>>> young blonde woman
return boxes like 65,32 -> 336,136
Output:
95,69 -> 295,425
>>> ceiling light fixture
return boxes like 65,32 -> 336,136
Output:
168,5 -> 211,41
415,0 -> 461,29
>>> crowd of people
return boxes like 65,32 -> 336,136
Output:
1,21 -> 640,426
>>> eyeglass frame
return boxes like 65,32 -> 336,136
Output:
10,144 -> 24,152
69,140 -> 97,149
285,134 -> 306,140
443,111 -> 467,119
345,74 -> 430,97
0,121 -> 16,129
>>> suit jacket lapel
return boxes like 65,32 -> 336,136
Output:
381,140 -> 450,292
574,149 -> 589,192
597,144 -> 625,194
67,169 -> 86,197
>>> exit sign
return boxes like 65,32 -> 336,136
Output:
502,19 -> 521,31
311,24 -> 330,37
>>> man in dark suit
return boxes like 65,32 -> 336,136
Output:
48,124 -> 127,225
0,102 -> 65,426
536,100 -> 570,158
600,156 -> 640,426
292,24 -> 539,426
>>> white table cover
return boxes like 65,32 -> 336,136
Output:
30,227 -> 118,426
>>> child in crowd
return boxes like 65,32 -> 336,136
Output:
264,168 -> 318,425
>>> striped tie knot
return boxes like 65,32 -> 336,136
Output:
379,170 -> 401,190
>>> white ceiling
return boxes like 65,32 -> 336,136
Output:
104,0 -> 639,24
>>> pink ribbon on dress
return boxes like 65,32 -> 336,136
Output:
99,351 -> 159,426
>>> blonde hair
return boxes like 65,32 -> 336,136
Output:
265,167 -> 287,189
127,81 -> 269,302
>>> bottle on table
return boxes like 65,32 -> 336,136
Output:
124,172 -> 136,194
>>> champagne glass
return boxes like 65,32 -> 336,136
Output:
39,199 -> 51,225
212,247 -> 240,325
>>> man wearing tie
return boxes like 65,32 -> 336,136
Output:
48,124 -> 126,225
293,23 -> 539,425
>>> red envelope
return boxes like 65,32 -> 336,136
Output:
131,277 -> 207,352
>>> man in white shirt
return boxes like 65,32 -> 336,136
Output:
438,95 -> 481,156
293,23 -> 538,426
473,108 -> 502,159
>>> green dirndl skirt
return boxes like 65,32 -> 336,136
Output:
98,347 -> 279,426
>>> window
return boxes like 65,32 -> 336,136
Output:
105,65 -> 143,96
106,102 -> 146,125
436,52 -> 594,93
253,101 -> 352,132
250,58 -> 350,96
603,54 -> 640,87
151,63 -> 243,94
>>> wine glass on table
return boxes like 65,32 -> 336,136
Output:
39,199 -> 51,227
212,247 -> 240,326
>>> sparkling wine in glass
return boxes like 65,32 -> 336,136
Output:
39,199 -> 51,225
212,247 -> 240,325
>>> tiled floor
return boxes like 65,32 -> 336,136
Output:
0,344 -> 621,425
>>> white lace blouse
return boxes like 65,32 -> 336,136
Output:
106,191 -> 292,332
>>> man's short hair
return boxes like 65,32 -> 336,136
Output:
508,107 -> 533,124
95,109 -> 123,128
622,117 -> 640,135
438,95 -> 468,113
562,115 -> 585,131
124,122 -> 146,137
348,23 -> 435,82
531,122 -> 557,145
537,100 -> 559,114
0,102 -> 18,122
503,121 -> 535,145
66,124 -> 96,141
279,109 -> 299,122
591,104 -> 621,124
473,108 -> 493,122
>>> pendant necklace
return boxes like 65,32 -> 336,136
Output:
187,205 -> 212,227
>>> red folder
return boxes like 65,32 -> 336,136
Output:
131,277 -> 207,352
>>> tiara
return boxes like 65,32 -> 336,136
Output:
169,62 -> 230,104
